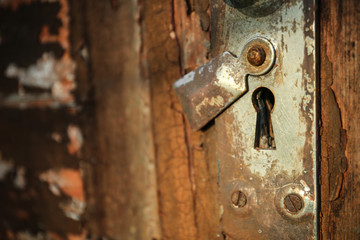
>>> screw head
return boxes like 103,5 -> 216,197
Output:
284,194 -> 303,214
231,190 -> 247,208
247,45 -> 266,66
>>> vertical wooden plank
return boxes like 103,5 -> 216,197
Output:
142,0 -> 220,239
141,1 -> 198,239
320,0 -> 360,239
70,0 -> 160,239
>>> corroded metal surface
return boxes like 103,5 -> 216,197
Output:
173,37 -> 275,130
223,0 -> 284,17
216,0 -> 317,239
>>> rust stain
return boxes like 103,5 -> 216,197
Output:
39,168 -> 85,202
67,124 -> 83,156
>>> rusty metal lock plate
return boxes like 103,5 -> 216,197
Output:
216,1 -> 317,239
173,0 -> 317,239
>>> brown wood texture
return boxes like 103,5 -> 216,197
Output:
0,0 -> 220,239
141,0 -> 220,239
320,0 -> 360,239
70,1 -> 160,239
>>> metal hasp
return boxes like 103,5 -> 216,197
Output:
173,0 -> 317,239
173,37 -> 275,130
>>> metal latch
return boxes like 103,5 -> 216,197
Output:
173,37 -> 275,130
173,1 -> 317,239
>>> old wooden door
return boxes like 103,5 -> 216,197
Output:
0,0 -> 359,239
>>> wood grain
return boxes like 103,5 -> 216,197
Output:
141,0 -> 220,239
320,0 -> 360,239
70,1 -> 160,239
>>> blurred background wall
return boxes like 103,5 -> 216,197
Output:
0,0 -> 213,239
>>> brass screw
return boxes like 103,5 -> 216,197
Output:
284,194 -> 303,214
247,45 -> 266,66
231,190 -> 247,208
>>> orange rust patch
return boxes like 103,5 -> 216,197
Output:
39,168 -> 85,202
67,125 -> 83,156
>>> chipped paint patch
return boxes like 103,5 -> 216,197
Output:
1,0 -> 76,109
59,198 -> 86,221
300,179 -> 311,192
39,168 -> 85,220
39,168 -> 84,201
305,36 -> 314,56
6,53 -> 59,89
173,71 -> 195,88
14,166 -> 26,189
5,53 -> 76,104
216,65 -> 237,93
0,155 -> 14,180
67,125 -> 83,156
195,96 -> 224,115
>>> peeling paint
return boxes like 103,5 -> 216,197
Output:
195,96 -> 224,114
67,125 -> 83,156
173,71 -> 195,88
1,0 -> 76,109
39,168 -> 85,220
4,52 -> 76,105
305,36 -> 315,56
39,168 -> 84,201
5,53 -> 73,90
59,198 -> 85,221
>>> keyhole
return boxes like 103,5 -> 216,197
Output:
252,87 -> 276,150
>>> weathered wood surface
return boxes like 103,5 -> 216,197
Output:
0,0 -> 160,239
320,0 -> 360,239
5,0 -> 360,239
141,0 -> 220,239
71,1 -> 160,239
